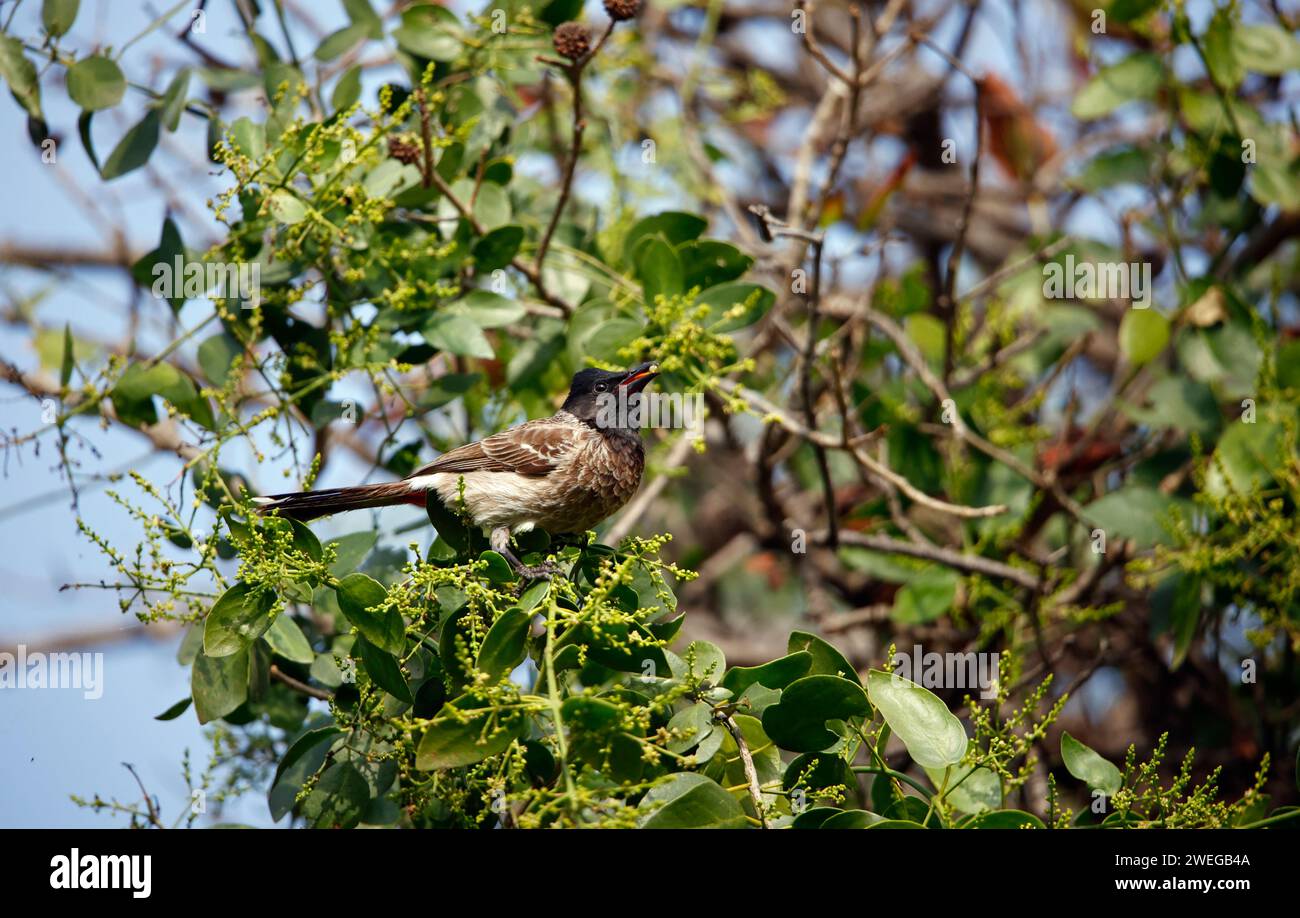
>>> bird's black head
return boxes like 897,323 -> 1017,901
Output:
562,362 -> 659,427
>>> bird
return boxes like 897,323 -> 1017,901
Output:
252,362 -> 660,577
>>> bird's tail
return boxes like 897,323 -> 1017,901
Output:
251,481 -> 421,522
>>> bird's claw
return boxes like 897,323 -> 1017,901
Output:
512,560 -> 564,581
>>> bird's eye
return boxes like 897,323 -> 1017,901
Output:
595,383 -> 607,392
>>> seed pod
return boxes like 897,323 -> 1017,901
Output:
388,136 -> 422,166
603,0 -> 643,22
553,22 -> 591,61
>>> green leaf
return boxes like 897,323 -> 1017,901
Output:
204,581 -> 278,657
960,810 -> 1045,829
470,181 -> 511,229
561,696 -> 623,733
1177,322 -> 1262,398
866,670 -> 968,769
264,613 -> 315,664
344,0 -> 384,37
539,0 -> 584,26
478,549 -> 515,584
42,0 -> 80,37
447,290 -> 525,329
1082,485 -> 1184,549
791,807 -> 842,829
581,316 -> 642,363
476,608 -> 532,679
315,23 -> 367,61
227,116 -> 265,160
393,5 -> 463,62
1159,571 -> 1202,671
1106,0 -> 1159,23
637,774 -> 749,829
472,225 -> 524,272
682,640 -> 726,683
272,725 -> 340,789
268,190 -> 308,225
191,648 -> 249,724
1121,375 -> 1219,435
924,764 -> 1002,814
666,701 -> 715,753
635,236 -> 685,303
820,809 -> 884,829
697,282 -> 775,332
415,696 -> 528,769
325,531 -> 377,577
1206,420 -> 1283,499
719,651 -> 812,697
866,819 -> 928,829
905,313 -> 946,365
111,360 -> 212,428
1203,8 -> 1244,89
0,35 -> 42,119
100,109 -> 160,180
424,491 -> 472,556
269,726 -> 339,820
677,240 -> 753,289
1068,146 -> 1152,192
788,630 -> 861,684
154,697 -> 192,721
783,751 -> 854,795
424,313 -> 494,359
622,212 -> 707,262
1060,731 -> 1122,796
1118,309 -> 1169,366
335,573 -> 405,655
1071,54 -> 1162,120
197,332 -> 242,386
67,55 -> 126,111
1252,160 -> 1300,211
762,675 -> 872,752
300,761 -> 369,829
130,216 -> 187,311
1232,25 -> 1300,77
332,64 -> 362,112
355,636 -> 413,703
157,67 -> 190,132
59,323 -> 74,387
418,372 -> 480,410
892,567 -> 959,624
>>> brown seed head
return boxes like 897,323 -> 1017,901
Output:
553,22 -> 591,61
603,0 -> 643,21
388,136 -> 422,166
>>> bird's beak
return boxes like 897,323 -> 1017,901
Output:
619,362 -> 659,393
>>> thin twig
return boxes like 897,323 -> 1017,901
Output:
718,709 -> 769,828
818,529 -> 1042,591
271,664 -> 333,701
533,22 -> 615,278
122,762 -> 166,828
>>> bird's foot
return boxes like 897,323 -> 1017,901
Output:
511,560 -> 565,581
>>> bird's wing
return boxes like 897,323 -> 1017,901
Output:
411,417 -> 580,478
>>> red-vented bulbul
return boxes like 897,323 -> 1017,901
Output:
253,363 -> 660,576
